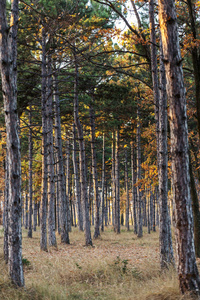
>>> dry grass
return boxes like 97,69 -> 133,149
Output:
0,226 -> 196,300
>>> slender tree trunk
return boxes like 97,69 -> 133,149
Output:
0,0 -> 24,286
40,28 -> 48,252
28,107 -> 33,238
105,180 -> 108,227
33,201 -> 37,231
136,106 -> 143,238
158,0 -> 200,293
131,141 -> 137,234
125,148 -> 130,231
66,137 -> 71,232
89,99 -> 100,238
25,192 -> 28,230
53,72 -> 69,243
4,154 -> 9,264
101,133 -> 105,231
111,132 -> 116,230
115,129 -> 120,234
46,54 -> 57,248
74,50 -> 92,246
37,202 -> 40,227
150,190 -> 153,231
72,123 -> 83,231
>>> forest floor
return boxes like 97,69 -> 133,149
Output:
0,225 -> 197,300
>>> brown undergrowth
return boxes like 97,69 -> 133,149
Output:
0,226 -> 195,299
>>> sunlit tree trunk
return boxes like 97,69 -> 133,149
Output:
149,0 -> 174,267
0,0 -> 24,286
158,0 -> 200,293
158,37 -> 174,268
40,28 -> 48,252
72,123 -> 83,231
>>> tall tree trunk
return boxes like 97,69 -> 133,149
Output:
74,50 -> 92,246
66,137 -> 71,232
136,106 -> 143,238
158,0 -> 200,293
46,54 -> 57,248
89,99 -> 100,239
125,148 -> 130,231
53,72 -> 69,243
115,129 -> 120,234
131,141 -> 137,234
28,106 -> 33,238
105,180 -> 108,226
72,123 -> 83,231
101,133 -> 105,231
0,0 -> 24,286
40,28 -> 48,252
4,154 -> 9,264
111,132 -> 116,230
159,35 -> 174,268
149,0 -> 174,268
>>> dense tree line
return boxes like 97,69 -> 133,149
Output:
1,0 -> 200,296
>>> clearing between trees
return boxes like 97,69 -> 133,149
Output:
0,226 -> 197,300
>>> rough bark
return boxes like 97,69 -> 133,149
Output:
46,54 -> 57,248
0,0 -> 24,286
159,37 -> 174,268
4,154 -> 9,264
158,0 -> 200,293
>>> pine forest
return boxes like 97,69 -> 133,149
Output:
1,0 -> 200,299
